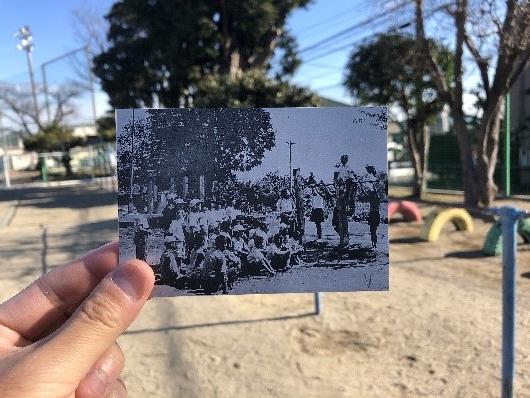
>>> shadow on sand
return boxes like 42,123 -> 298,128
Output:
124,311 -> 316,335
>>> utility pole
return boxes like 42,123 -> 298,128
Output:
285,140 -> 296,189
15,26 -> 39,126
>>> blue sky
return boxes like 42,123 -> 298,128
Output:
0,0 -> 430,120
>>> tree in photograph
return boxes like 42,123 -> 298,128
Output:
344,33 -> 453,197
144,108 -> 276,184
415,0 -> 530,207
116,115 -> 155,192
93,0 -> 319,108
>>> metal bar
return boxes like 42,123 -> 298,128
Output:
85,46 -> 98,132
504,94 -> 511,197
41,46 -> 87,67
314,292 -> 322,315
500,207 -> 517,398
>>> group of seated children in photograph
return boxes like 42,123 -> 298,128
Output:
130,157 -> 385,295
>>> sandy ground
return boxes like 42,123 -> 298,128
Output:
0,184 -> 529,397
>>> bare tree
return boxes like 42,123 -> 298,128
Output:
69,4 -> 109,84
0,83 -> 81,136
416,0 -> 530,207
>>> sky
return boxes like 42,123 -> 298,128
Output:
246,107 -> 387,182
0,0 -> 477,125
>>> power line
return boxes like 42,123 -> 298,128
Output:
297,70 -> 342,81
295,3 -> 370,37
303,39 -> 363,63
304,62 -> 344,70
312,82 -> 343,91
298,0 -> 412,55
301,2 -> 449,64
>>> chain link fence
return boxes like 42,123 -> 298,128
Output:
0,143 -> 116,187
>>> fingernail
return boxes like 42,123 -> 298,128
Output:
84,369 -> 108,397
111,263 -> 143,299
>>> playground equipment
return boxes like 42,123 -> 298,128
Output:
388,200 -> 422,222
482,218 -> 530,256
419,207 -> 474,242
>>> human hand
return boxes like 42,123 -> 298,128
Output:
0,241 -> 154,398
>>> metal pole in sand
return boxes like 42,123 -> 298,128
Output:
490,206 -> 527,398
314,292 -> 322,316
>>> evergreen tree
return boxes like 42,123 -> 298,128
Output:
94,0 -> 319,108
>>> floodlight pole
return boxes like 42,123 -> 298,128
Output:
26,50 -> 39,125
15,26 -> 39,126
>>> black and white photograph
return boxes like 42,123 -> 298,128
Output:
117,107 -> 388,296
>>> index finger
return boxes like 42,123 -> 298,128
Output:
0,241 -> 119,343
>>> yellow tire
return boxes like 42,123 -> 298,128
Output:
419,208 -> 474,242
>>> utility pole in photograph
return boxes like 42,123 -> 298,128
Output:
285,140 -> 296,189
14,26 -> 39,126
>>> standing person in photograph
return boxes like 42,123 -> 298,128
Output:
333,154 -> 354,246
168,211 -> 186,264
365,165 -> 382,249
160,197 -> 178,230
133,216 -> 150,262
276,188 -> 295,237
185,199 -> 202,254
367,187 -> 381,249
309,187 -> 325,241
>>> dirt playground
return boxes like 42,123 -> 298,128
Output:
0,185 -> 529,397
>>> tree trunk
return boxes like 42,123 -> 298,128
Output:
62,152 -> 73,177
406,122 -> 424,198
421,121 -> 430,194
452,115 -> 480,208
475,97 -> 504,206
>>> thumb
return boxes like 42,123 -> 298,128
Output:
35,259 -> 154,382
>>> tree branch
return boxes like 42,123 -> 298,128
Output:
463,32 -> 490,96
414,0 -> 453,106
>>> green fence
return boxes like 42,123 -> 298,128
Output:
426,133 -> 528,195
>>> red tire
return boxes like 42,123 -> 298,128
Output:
388,200 -> 422,222
388,201 -> 401,219
399,201 -> 422,222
